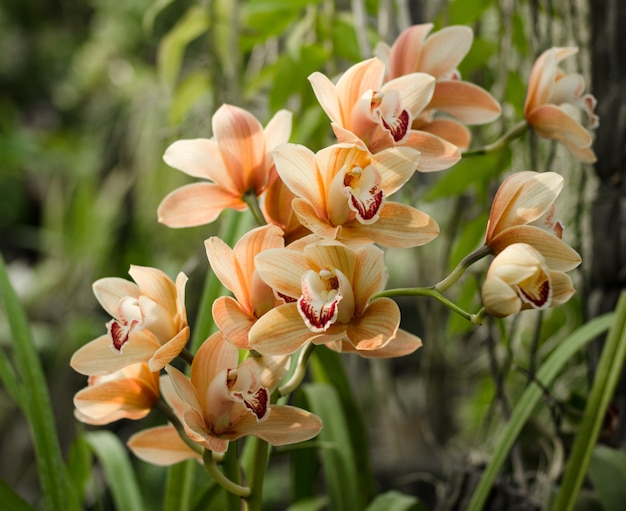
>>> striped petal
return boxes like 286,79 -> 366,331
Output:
127,425 -> 202,466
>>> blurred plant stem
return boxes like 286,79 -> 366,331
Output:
463,121 -> 528,157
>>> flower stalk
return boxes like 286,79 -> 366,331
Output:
462,120 -> 528,157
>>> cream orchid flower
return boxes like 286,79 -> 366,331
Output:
375,23 -> 501,150
485,171 -> 581,272
70,265 -> 189,375
206,224 -> 285,349
127,332 -> 322,462
248,240 -> 419,356
158,104 -> 292,227
524,47 -> 598,163
74,363 -> 160,425
308,57 -> 460,171
272,143 -> 439,248
261,176 -> 311,244
482,243 -> 575,317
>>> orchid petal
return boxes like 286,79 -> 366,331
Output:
248,303 -> 314,355
526,104 -> 593,150
352,244 -> 386,314
128,265 -> 178,316
387,23 -> 434,78
373,146 -> 421,195
423,119 -> 472,151
337,328 -> 422,358
127,425 -> 202,466
334,58 -> 386,119
204,236 -> 246,303
418,25 -> 473,77
92,277 -> 140,319
157,182 -> 246,228
402,130 -> 461,171
291,198 -> 342,241
212,296 -> 256,348
191,332 -> 239,399
148,326 -> 190,372
308,72 -> 343,125
383,73 -> 435,118
345,297 -> 400,351
255,247 -> 311,299
429,81 -> 501,124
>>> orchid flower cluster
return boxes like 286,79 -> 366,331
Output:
70,23 -> 597,502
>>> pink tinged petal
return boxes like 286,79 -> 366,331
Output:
204,236 -> 247,305
482,274 -> 523,318
223,404 -> 322,445
335,58 -> 387,118
175,272 -> 188,324
148,326 -> 190,372
272,144 -> 326,212
336,328 -> 422,358
127,425 -> 202,466
387,23 -> 434,79
525,47 -> 578,114
128,265 -> 179,315
180,407 -> 228,453
191,332 -> 239,401
331,124 -> 371,148
345,297 -> 400,351
382,73 -> 435,119
236,224 -> 285,297
343,164 -> 385,224
213,296 -> 256,349
567,143 -> 597,164
373,146 -> 421,195
158,182 -> 247,228
550,73 -> 586,105
163,138 -> 237,193
402,130 -> 461,172
263,109 -> 293,154
92,277 -> 140,318
248,303 -> 315,355
212,104 -> 267,194
549,270 -> 576,306
526,104 -> 593,155
254,247 -> 311,299
422,119 -> 471,151
291,198 -> 342,241
160,374 -> 190,417
486,171 -> 563,241
342,202 -> 439,248
70,332 -> 159,376
418,25 -> 473,78
165,365 -> 203,413
352,244 -> 387,314
489,225 -> 581,272
428,81 -> 501,124
308,72 -> 344,125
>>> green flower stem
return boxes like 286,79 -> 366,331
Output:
434,245 -> 493,293
244,191 -> 267,226
462,120 -> 528,157
202,449 -> 251,499
279,342 -> 316,395
373,287 -> 481,323
246,438 -> 270,511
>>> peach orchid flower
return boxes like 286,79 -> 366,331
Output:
485,171 -> 581,272
74,362 -> 160,425
375,23 -> 501,150
70,265 -> 189,375
271,142 -> 439,248
261,176 -> 311,244
248,240 -> 422,356
206,224 -> 285,349
127,332 -> 322,461
524,47 -> 598,163
308,57 -> 460,171
482,243 -> 575,318
158,104 -> 292,227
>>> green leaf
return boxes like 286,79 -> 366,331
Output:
157,6 -> 210,88
551,293 -> 626,511
287,496 -> 329,511
163,460 -> 196,511
302,382 -> 361,511
169,70 -> 212,126
467,312 -> 615,511
365,490 -> 427,511
447,0 -> 493,25
0,477 -> 34,511
85,430 -> 145,511
588,445 -> 626,511
0,253 -> 79,511
66,431 -> 94,506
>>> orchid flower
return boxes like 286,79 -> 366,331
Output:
308,57 -> 460,171
127,332 -> 322,462
524,47 -> 598,162
158,104 -> 292,227
206,224 -> 285,349
248,240 -> 422,356
70,265 -> 189,375
375,23 -> 501,150
482,243 -> 576,317
261,176 -> 312,244
74,363 -> 160,425
271,142 -> 439,248
485,171 -> 581,272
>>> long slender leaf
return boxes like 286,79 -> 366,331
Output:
0,477 -> 34,511
467,312 -> 615,511
86,430 -> 145,511
551,293 -> 626,511
0,253 -> 78,511
163,460 -> 196,511
302,382 -> 360,511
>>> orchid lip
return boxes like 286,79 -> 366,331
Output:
344,164 -> 385,224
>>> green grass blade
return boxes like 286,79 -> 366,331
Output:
163,460 -> 196,511
302,382 -> 361,511
85,430 -> 145,511
467,312 -> 615,511
551,292 -> 626,511
0,477 -> 35,511
0,253 -> 78,511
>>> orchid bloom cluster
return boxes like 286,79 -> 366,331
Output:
70,22 -> 596,495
